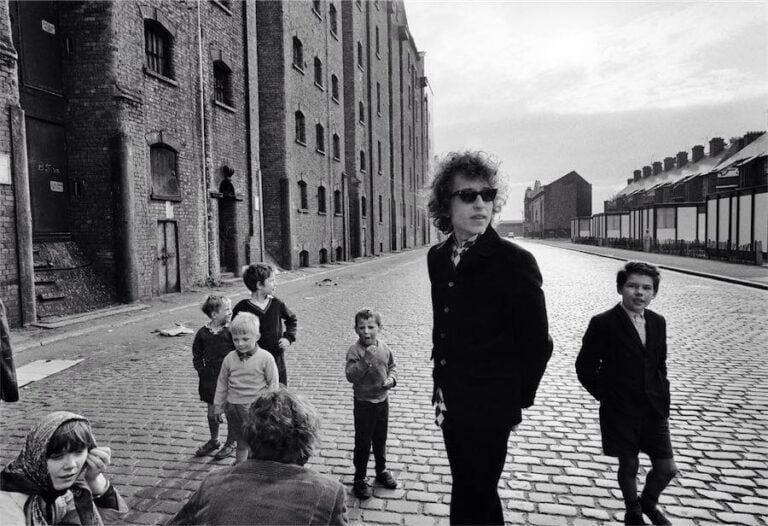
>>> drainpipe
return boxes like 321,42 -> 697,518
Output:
196,0 -> 212,277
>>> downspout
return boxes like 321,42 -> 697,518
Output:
324,3 -> 334,260
196,0 -> 211,276
365,0 -> 375,254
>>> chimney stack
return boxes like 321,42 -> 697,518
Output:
743,131 -> 765,146
664,157 -> 675,171
709,137 -> 725,157
652,161 -> 662,175
676,151 -> 688,168
642,166 -> 652,179
691,145 -> 705,163
627,178 -> 634,186
633,169 -> 642,181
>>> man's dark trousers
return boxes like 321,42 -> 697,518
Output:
353,399 -> 389,480
442,417 -> 512,525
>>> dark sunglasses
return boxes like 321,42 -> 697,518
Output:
449,188 -> 498,203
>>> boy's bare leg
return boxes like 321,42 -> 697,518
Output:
640,458 -> 677,525
207,404 -> 219,441
234,442 -> 249,464
617,456 -> 645,525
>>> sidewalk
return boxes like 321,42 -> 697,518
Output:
8,256 -> 379,356
528,239 -> 768,290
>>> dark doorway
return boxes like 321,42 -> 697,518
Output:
218,199 -> 237,273
26,118 -> 68,237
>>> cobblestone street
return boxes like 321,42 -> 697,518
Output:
1,240 -> 767,525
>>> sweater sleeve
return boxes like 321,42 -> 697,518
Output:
213,355 -> 231,412
386,346 -> 397,387
345,345 -> 371,384
265,353 -> 279,391
281,301 -> 298,343
192,330 -> 205,371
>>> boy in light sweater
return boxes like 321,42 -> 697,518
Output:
214,312 -> 278,464
345,309 -> 398,499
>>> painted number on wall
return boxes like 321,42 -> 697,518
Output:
41,19 -> 56,35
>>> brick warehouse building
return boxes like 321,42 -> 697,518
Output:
0,0 -> 431,327
524,170 -> 592,238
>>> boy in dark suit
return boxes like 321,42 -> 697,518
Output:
576,261 -> 678,526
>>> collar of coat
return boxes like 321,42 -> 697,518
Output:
436,226 -> 501,260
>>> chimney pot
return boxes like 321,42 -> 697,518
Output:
652,161 -> 662,175
691,145 -> 705,163
627,178 -> 634,186
709,137 -> 725,157
743,131 -> 765,146
633,169 -> 642,181
676,151 -> 688,168
664,157 -> 675,171
642,166 -> 652,179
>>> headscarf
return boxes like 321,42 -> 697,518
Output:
0,411 -> 100,526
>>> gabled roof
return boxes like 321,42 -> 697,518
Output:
713,132 -> 767,172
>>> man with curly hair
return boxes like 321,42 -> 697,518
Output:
427,151 -> 553,525
169,389 -> 348,525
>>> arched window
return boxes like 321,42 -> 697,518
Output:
361,196 -> 367,217
145,20 -> 173,78
150,144 -> 180,201
331,74 -> 339,101
299,250 -> 309,267
359,150 -> 366,172
315,123 -> 325,153
332,133 -> 340,160
378,195 -> 383,223
359,101 -> 365,123
357,41 -> 363,69
295,111 -> 306,144
298,181 -> 308,210
292,37 -> 304,70
312,0 -> 321,14
213,60 -> 232,106
317,185 -> 327,213
334,189 -> 342,215
329,4 -> 338,35
319,248 -> 328,264
314,57 -> 323,87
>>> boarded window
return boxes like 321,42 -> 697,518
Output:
151,145 -> 181,201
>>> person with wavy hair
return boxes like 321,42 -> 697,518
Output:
169,389 -> 347,525
427,151 -> 553,525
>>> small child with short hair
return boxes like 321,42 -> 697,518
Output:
345,309 -> 398,500
214,312 -> 279,464
192,294 -> 235,459
232,263 -> 297,386
576,262 -> 678,526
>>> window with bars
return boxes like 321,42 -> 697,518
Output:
145,21 -> 172,78
293,37 -> 304,70
213,61 -> 232,106
298,181 -> 308,210
295,111 -> 306,144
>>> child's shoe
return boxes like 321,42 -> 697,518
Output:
194,439 -> 221,457
352,479 -> 372,499
640,495 -> 671,525
213,441 -> 236,460
375,470 -> 398,489
624,498 -> 648,525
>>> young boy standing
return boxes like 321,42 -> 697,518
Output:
576,262 -> 678,526
214,312 -> 279,464
192,294 -> 235,458
232,263 -> 297,386
345,309 -> 398,499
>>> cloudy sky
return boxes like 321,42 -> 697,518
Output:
405,1 -> 768,219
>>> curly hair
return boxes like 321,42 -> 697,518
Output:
242,263 -> 274,292
201,294 -> 230,318
243,388 -> 320,465
617,261 -> 661,293
427,151 -> 505,234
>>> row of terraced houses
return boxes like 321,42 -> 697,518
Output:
0,0 -> 433,327
570,131 -> 767,263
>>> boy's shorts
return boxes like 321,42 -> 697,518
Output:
224,403 -> 250,443
600,405 -> 674,459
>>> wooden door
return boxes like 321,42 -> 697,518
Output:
156,221 -> 179,294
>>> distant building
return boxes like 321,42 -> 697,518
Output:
495,220 -> 524,238
524,171 -> 592,237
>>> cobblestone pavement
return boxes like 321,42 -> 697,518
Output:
1,240 -> 766,525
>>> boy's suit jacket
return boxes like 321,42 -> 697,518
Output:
576,304 -> 670,419
428,226 -> 553,429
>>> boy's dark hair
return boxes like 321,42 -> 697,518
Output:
47,420 -> 96,457
427,151 -> 505,234
354,308 -> 382,327
243,263 -> 274,292
201,294 -> 230,318
617,261 -> 661,293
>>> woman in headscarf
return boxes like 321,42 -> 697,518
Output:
0,411 -> 128,525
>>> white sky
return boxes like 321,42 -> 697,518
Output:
405,1 -> 768,218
